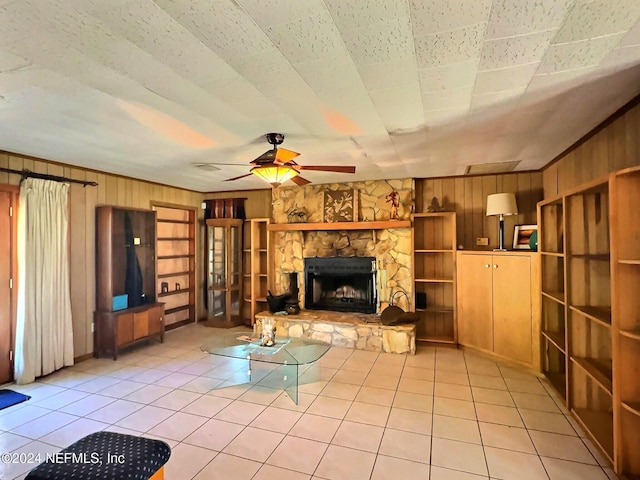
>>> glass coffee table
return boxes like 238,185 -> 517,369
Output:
201,332 -> 330,404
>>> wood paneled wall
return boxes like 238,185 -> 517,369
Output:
0,151 -> 204,358
416,172 -> 543,251
543,99 -> 640,197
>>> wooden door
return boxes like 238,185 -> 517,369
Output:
493,255 -> 532,364
133,311 -> 149,340
147,305 -> 163,335
116,313 -> 134,345
457,253 -> 493,352
0,189 -> 16,384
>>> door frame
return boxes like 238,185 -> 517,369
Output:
0,184 -> 18,383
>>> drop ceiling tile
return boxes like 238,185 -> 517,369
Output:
0,1 -> 46,46
293,58 -> 364,95
418,60 -> 478,92
206,79 -> 281,120
422,87 -> 473,111
479,30 -> 555,70
374,105 -> 424,133
553,0 -> 640,43
238,0 -> 326,28
0,48 -> 30,72
410,0 -> 492,36
158,0 -> 274,59
474,63 -> 539,95
358,58 -> 419,91
538,34 -> 625,73
485,0 -> 574,39
341,17 -> 415,65
599,45 -> 640,68
415,24 -> 485,68
265,13 -> 348,64
471,88 -> 525,109
325,0 -> 410,31
423,106 -> 470,125
370,83 -> 422,111
526,66 -> 595,92
620,20 -> 640,47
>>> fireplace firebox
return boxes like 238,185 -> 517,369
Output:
304,257 -> 376,314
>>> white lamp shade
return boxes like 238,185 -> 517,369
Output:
486,193 -> 518,216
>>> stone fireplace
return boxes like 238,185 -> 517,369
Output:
304,256 -> 377,314
271,179 -> 414,313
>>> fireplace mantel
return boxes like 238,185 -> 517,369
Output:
267,220 -> 411,231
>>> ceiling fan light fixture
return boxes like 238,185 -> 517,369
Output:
250,164 -> 299,187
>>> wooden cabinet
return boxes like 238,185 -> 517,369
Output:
242,218 -> 270,326
95,303 -> 164,359
94,206 -> 164,359
155,205 -> 196,328
205,218 -> 243,327
457,251 -> 540,368
412,212 -> 457,344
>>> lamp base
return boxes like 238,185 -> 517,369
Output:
493,248 -> 508,252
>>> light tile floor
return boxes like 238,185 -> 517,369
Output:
0,324 -> 618,480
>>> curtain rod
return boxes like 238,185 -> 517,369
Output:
0,167 -> 98,187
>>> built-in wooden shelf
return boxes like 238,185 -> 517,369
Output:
542,330 -> 565,353
157,237 -> 191,241
620,329 -> 640,341
542,290 -> 565,304
157,254 -> 194,260
569,253 -> 610,260
619,259 -> 640,265
415,249 -> 452,253
545,372 -> 566,398
158,270 -> 190,279
541,251 -> 565,258
622,401 -> 640,417
165,305 -> 190,315
571,357 -> 613,395
268,220 -> 411,231
157,219 -> 191,224
414,278 -> 454,283
417,334 -> 456,344
569,305 -> 612,327
572,408 -> 614,463
158,287 -> 192,298
416,307 -> 454,314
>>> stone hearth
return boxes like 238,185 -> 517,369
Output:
255,310 -> 416,355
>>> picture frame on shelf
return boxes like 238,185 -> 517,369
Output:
323,189 -> 358,222
513,224 -> 538,250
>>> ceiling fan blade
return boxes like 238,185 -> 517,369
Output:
275,148 -> 300,162
290,175 -> 311,186
224,173 -> 253,182
295,165 -> 356,173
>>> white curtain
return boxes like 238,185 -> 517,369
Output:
15,178 -> 74,384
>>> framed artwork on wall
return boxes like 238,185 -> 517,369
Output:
513,224 -> 538,250
323,189 -> 358,222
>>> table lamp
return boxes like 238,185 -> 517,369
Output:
486,193 -> 518,251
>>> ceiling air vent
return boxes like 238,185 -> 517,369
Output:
192,163 -> 221,172
465,161 -> 520,175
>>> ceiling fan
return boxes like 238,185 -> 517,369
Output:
224,133 -> 356,187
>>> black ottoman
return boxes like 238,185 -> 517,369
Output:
26,431 -> 171,480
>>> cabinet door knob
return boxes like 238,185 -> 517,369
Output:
485,264 -> 490,268
494,264 -> 498,268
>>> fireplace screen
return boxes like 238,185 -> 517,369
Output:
304,257 -> 376,314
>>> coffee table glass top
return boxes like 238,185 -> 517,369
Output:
201,332 -> 330,366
